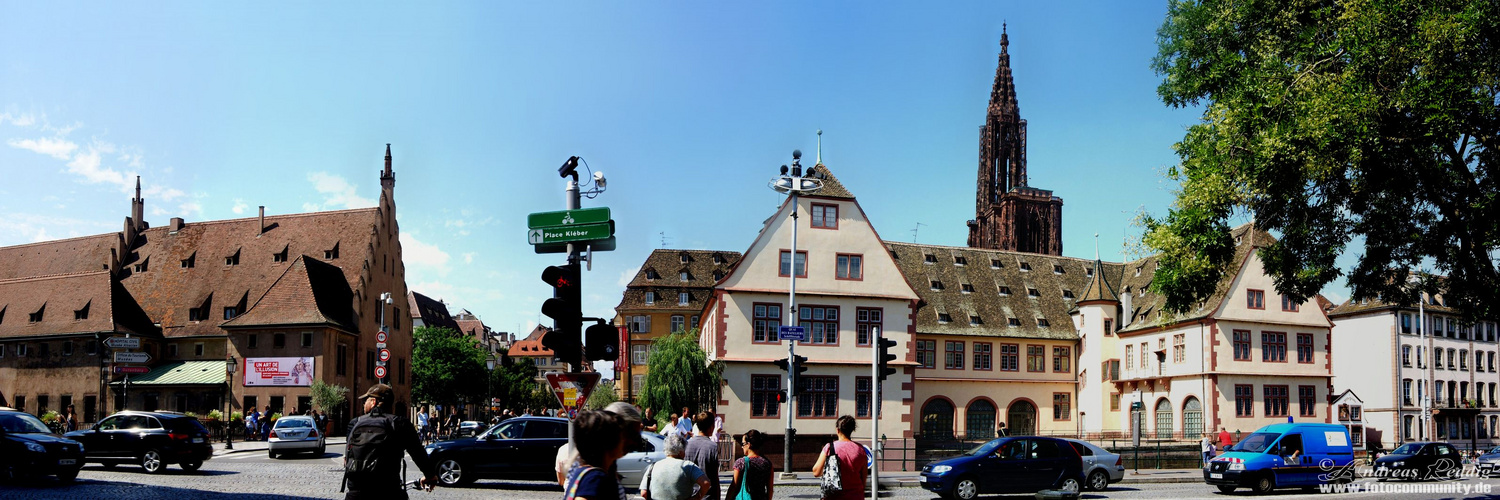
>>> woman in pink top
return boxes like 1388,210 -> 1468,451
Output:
812,415 -> 867,500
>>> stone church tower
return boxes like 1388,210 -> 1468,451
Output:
967,26 -> 1064,255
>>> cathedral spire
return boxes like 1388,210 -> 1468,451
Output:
380,143 -> 395,191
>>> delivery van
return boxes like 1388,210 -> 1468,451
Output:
1204,422 -> 1354,494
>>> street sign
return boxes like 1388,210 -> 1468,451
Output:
374,365 -> 387,379
378,349 -> 391,362
528,207 -> 611,229
545,372 -> 601,413
103,337 -> 140,349
376,342 -> 386,350
376,331 -> 387,343
114,351 -> 151,364
533,236 -> 617,255
777,325 -> 807,342
527,222 -> 614,246
113,365 -> 150,374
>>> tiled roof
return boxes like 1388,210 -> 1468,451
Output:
109,360 -> 226,386
1328,289 -> 1464,317
0,271 -> 158,339
455,318 -> 488,340
617,249 -> 741,312
803,163 -> 855,200
408,291 -> 461,332
885,242 -> 1107,340
1077,259 -> 1118,303
117,208 -> 380,338
0,234 -> 118,280
510,325 -> 553,357
222,256 -> 356,331
1113,223 -> 1277,333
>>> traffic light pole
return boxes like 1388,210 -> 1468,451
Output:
871,327 -> 879,498
782,189 -> 799,480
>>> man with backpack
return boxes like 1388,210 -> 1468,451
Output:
342,384 -> 437,499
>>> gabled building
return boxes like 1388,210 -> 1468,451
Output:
614,249 -> 740,400
408,290 -> 462,333
510,325 -> 566,383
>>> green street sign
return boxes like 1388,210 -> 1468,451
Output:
527,221 -> 614,245
528,207 -> 610,229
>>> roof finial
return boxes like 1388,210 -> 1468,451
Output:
1001,22 -> 1008,52
135,175 -> 141,199
816,129 -> 823,165
1094,232 -> 1099,262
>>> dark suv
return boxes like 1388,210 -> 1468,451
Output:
919,436 -> 1085,499
0,408 -> 86,482
65,410 -> 212,473
425,416 -> 569,486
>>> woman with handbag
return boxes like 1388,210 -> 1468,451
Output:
812,416 -> 867,500
727,430 -> 774,500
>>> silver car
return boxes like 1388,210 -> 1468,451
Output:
1065,439 -> 1125,491
616,431 -> 666,487
268,416 -> 326,458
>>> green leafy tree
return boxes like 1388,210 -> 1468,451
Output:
586,379 -> 619,410
637,330 -> 722,420
310,379 -> 349,413
412,326 -> 489,407
1147,0 -> 1500,319
490,351 -> 542,411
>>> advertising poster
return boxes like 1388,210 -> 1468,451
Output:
244,357 -> 315,386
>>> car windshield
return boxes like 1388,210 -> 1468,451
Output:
1235,432 -> 1282,453
965,439 -> 1002,456
276,418 -> 313,428
1392,443 -> 1423,455
0,413 -> 52,434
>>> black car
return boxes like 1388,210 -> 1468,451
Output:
1373,441 -> 1461,481
64,410 -> 213,474
0,409 -> 85,482
425,416 -> 569,486
919,437 -> 1086,498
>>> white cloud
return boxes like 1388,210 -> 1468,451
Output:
304,172 -> 375,211
141,184 -> 185,202
65,147 -> 128,186
0,111 -> 38,127
618,266 -> 640,287
178,201 -> 203,217
400,232 -> 451,275
232,199 -> 249,214
8,137 -> 77,159
463,252 -> 476,265
0,213 -> 115,246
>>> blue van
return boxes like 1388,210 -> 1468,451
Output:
1204,423 -> 1354,494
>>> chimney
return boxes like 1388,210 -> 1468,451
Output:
259,206 -> 265,234
169,217 -> 184,233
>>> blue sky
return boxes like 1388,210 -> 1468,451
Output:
0,2 -> 1351,372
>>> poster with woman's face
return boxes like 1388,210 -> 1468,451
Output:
244,357 -> 316,386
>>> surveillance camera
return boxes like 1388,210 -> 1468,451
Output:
592,171 -> 607,189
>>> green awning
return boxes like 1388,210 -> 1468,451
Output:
110,360 -> 227,386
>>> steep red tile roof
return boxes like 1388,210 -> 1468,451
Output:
408,290 -> 461,332
0,271 -> 157,339
222,256 -> 356,331
0,234 -> 119,280
510,325 -> 554,357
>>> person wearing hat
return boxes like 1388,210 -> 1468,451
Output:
342,384 -> 438,499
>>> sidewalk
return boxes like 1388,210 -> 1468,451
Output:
733,468 -> 1206,488
212,437 -> 347,456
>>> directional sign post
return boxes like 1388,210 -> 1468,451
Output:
528,207 -> 611,229
103,337 -> 141,349
114,365 -> 150,374
777,325 -> 807,342
114,351 -> 152,364
527,222 -> 614,245
545,372 -> 601,419
527,207 -> 616,254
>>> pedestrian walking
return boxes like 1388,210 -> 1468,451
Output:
63,404 -> 79,432
812,416 -> 868,500
563,410 -> 627,500
727,429 -> 775,500
640,433 -> 712,500
996,421 -> 1008,437
262,405 -> 274,440
340,384 -> 437,499
685,412 -> 720,500
677,408 -> 692,438
247,408 -> 261,441
1201,432 -> 1215,467
417,407 -> 430,444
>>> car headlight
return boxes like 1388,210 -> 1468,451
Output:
425,445 -> 436,455
77,443 -> 85,454
26,442 -> 46,453
1229,463 -> 1246,471
1392,461 -> 1404,467
931,465 -> 952,474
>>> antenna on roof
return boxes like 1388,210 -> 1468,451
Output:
911,222 -> 925,243
659,232 -> 672,248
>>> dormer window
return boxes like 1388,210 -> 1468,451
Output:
930,280 -> 945,290
224,306 -> 240,320
999,286 -> 1012,296
1037,318 -> 1051,327
325,242 -> 340,260
924,254 -> 937,264
937,313 -> 952,323
678,292 -> 690,305
1053,265 -> 1065,274
1086,267 -> 1094,277
134,257 -> 149,273
961,283 -> 975,293
680,254 -> 690,264
645,269 -> 660,280
1135,266 -> 1143,277
273,246 -> 289,263
713,271 -> 724,281
1027,288 -> 1040,297
29,304 -> 44,323
954,256 -> 967,266
225,249 -> 240,266
644,292 -> 656,305
1019,262 -> 1032,271
1007,317 -> 1021,327
680,272 -> 690,282
991,259 -> 1003,268
1138,288 -> 1146,297
713,254 -> 725,264
74,301 -> 89,320
181,253 -> 196,269
189,307 -> 207,322
970,315 -> 983,325
1063,290 -> 1075,299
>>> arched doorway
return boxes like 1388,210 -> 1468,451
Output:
922,399 -> 954,439
1154,398 -> 1174,439
966,399 -> 996,440
1006,400 -> 1037,436
1183,397 -> 1203,437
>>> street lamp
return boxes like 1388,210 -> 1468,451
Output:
768,144 -> 823,480
487,357 -> 497,422
225,356 -> 236,450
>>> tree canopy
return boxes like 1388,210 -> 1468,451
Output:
1146,0 -> 1499,319
637,329 -> 722,421
411,326 -> 490,406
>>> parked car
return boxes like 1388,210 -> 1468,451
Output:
615,431 -> 665,487
64,410 -> 212,474
268,415 -> 326,458
1373,441 -> 1461,481
455,421 -> 482,438
1206,422 -> 1355,494
919,436 -> 1084,499
0,409 -> 85,482
425,416 -> 569,486
1475,446 -> 1500,477
1064,439 -> 1125,491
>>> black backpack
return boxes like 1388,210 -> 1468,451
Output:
341,412 -> 401,491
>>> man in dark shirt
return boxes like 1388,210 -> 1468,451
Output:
343,384 -> 437,499
684,411 -> 720,500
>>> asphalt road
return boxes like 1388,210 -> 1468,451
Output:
5,444 -> 1500,499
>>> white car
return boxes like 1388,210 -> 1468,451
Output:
616,431 -> 666,487
268,416 -> 325,458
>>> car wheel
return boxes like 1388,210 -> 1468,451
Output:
1056,477 -> 1081,494
1086,470 -> 1110,491
1217,485 -> 1236,493
437,458 -> 471,486
1251,474 -> 1275,494
181,460 -> 203,472
316,445 -> 326,456
953,476 -> 979,500
141,449 -> 166,474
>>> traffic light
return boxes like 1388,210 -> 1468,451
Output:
774,356 -> 809,374
541,263 -> 582,368
877,337 -> 898,381
585,321 -> 619,361
791,355 -> 808,374
776,389 -> 788,404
